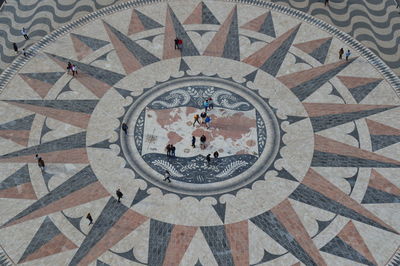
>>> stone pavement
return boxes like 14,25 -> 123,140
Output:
0,0 -> 399,265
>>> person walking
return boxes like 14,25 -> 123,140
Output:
214,151 -> 219,158
208,97 -> 214,109
163,170 -> 171,183
72,64 -> 78,76
86,213 -> 93,225
174,38 -> 179,50
122,122 -> 128,135
13,42 -> 18,54
192,136 -> 196,148
205,116 -> 211,129
206,154 -> 211,165
165,144 -> 171,156
339,48 -> 344,59
345,50 -> 351,61
324,0 -> 329,6
193,114 -> 200,127
171,145 -> 176,157
35,154 -> 45,171
21,27 -> 29,40
177,39 -> 183,50
200,112 -> 207,124
23,48 -> 27,57
203,100 -> 209,112
200,135 -> 206,149
116,189 -> 123,202
67,62 -> 72,74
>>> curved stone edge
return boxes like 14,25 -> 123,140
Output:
0,0 -> 399,97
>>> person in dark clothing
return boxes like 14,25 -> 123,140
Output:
174,38 -> 179,50
200,135 -> 206,149
13,42 -> 18,54
339,48 -> 344,59
206,154 -> 211,165
35,154 -> 45,171
214,151 -> 219,158
171,145 -> 176,156
67,62 -> 72,73
166,144 -> 172,156
116,189 -> 123,202
192,136 -> 196,148
122,123 -> 128,135
86,213 -> 93,225
163,170 -> 171,183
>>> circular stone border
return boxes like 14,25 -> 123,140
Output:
120,76 -> 281,196
0,0 -> 399,96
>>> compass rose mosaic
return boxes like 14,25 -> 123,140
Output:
0,0 -> 399,265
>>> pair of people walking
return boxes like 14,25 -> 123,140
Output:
166,144 -> 176,156
339,48 -> 351,61
67,62 -> 78,76
206,151 -> 219,165
203,98 -> 213,112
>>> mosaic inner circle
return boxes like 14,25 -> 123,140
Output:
121,76 -> 280,195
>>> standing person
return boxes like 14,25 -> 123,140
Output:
174,38 -> 179,50
339,48 -> 344,59
171,145 -> 176,157
200,112 -> 207,124
206,154 -> 211,165
205,116 -> 211,129
200,135 -> 206,149
208,97 -> 214,109
345,50 -> 351,61
177,39 -> 183,50
23,48 -> 27,57
193,114 -> 200,127
324,0 -> 329,6
203,100 -> 209,112
72,64 -> 78,76
86,213 -> 93,225
165,144 -> 171,156
214,151 -> 219,158
13,42 -> 18,54
192,136 -> 196,148
122,122 -> 128,135
67,62 -> 72,74
35,154 -> 45,171
21,27 -> 29,40
116,189 -> 123,202
163,170 -> 171,183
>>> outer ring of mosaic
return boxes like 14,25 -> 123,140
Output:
0,0 -> 399,95
120,76 -> 281,196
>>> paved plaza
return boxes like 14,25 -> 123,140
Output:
0,0 -> 399,265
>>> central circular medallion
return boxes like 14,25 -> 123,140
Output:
121,76 -> 280,196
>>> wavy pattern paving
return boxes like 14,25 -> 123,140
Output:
272,0 -> 400,75
0,0 -> 123,72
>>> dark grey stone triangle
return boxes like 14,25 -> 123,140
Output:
311,150 -> 400,168
286,115 -> 307,124
0,165 -> 30,190
0,114 -> 34,130
191,30 -> 211,37
246,36 -> 264,44
69,197 -> 129,266
71,33 -> 109,51
114,87 -> 133,98
134,9 -> 163,29
330,85 -> 342,97
309,105 -> 396,132
212,202 -> 226,223
276,168 -> 298,182
289,184 -> 396,233
243,70 -> 257,83
250,211 -> 317,266
103,21 -> 159,66
18,217 -> 62,263
251,249 -> 282,265
321,236 -> 375,266
5,99 -> 98,114
259,12 -> 276,38
200,225 -> 234,266
361,186 -> 400,204
194,259 -> 203,266
314,217 -> 335,236
294,55 -> 308,65
371,134 -> 400,151
3,166 -> 98,227
348,123 -> 359,145
168,6 -> 200,57
110,248 -> 144,264
64,213 -> 83,233
201,2 -> 219,25
42,172 -> 55,189
309,38 -> 332,64
96,260 -> 110,266
179,58 -> 190,73
47,53 -> 125,86
40,118 -> 52,142
344,170 -> 358,194
292,58 -> 356,102
89,139 -> 113,149
131,188 -> 150,207
349,80 -> 382,103
260,25 -> 300,77
0,132 -> 86,159
21,72 -> 64,85
222,8 -> 240,61
148,219 -> 173,266
57,81 -> 73,96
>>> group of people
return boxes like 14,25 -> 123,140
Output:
339,48 -> 351,61
193,98 -> 214,129
165,144 -> 176,156
12,27 -> 29,56
67,62 -> 78,76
